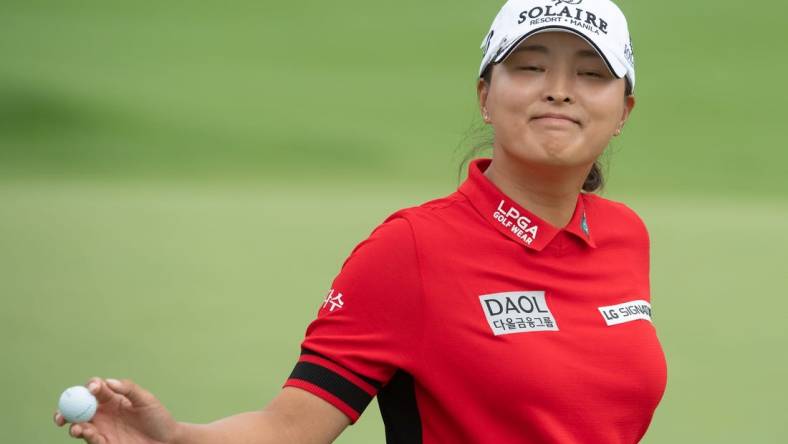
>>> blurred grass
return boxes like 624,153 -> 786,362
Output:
1,0 -> 787,442
1,0 -> 787,194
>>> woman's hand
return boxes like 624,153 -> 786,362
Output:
53,377 -> 180,444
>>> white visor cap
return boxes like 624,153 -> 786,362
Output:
479,0 -> 636,93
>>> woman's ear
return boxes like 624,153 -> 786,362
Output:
477,78 -> 491,123
618,95 -> 636,133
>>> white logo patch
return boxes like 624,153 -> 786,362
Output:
493,200 -> 539,245
598,300 -> 652,326
322,288 -> 344,312
479,291 -> 559,335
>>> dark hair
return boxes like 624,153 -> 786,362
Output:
457,65 -> 633,193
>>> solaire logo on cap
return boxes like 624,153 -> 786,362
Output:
517,2 -> 611,36
554,0 -> 583,5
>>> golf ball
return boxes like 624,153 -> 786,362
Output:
58,386 -> 98,423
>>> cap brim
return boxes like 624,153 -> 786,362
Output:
493,25 -> 627,80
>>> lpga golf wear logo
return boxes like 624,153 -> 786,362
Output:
322,288 -> 344,312
479,291 -> 559,335
598,300 -> 652,326
493,200 -> 539,245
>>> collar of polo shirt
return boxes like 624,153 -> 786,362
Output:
458,158 -> 597,251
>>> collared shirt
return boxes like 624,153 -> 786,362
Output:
285,157 -> 667,444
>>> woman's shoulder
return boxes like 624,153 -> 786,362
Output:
336,193 -> 466,279
349,191 -> 469,255
348,193 -> 464,252
383,191 -> 468,224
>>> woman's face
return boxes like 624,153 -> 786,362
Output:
478,31 -> 635,170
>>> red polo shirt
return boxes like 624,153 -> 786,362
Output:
284,157 -> 667,443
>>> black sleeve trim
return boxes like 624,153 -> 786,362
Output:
288,361 -> 374,415
300,347 -> 383,390
378,370 -> 423,444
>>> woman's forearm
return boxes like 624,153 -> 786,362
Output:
171,387 -> 349,444
174,410 -> 295,444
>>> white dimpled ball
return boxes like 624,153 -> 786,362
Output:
58,386 -> 98,423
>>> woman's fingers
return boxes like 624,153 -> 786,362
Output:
106,378 -> 154,408
53,411 -> 65,427
69,422 -> 82,438
69,422 -> 107,444
86,377 -> 119,404
80,423 -> 107,444
56,377 -> 163,443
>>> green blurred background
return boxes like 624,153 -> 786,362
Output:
2,0 -> 786,442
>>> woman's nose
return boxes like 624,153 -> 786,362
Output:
544,72 -> 574,103
546,93 -> 572,103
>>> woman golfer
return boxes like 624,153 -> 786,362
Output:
54,0 -> 667,442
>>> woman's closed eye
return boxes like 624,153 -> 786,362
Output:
518,66 -> 604,77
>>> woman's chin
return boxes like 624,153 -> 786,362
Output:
523,140 -> 591,166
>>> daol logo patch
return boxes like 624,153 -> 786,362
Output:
479,291 -> 559,335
